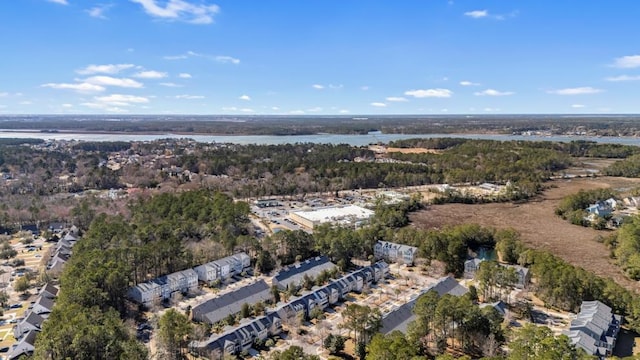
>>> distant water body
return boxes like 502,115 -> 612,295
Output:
1,130 -> 640,146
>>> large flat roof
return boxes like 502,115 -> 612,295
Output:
292,205 -> 374,225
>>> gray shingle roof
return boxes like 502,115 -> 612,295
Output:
192,280 -> 272,324
274,256 -> 336,289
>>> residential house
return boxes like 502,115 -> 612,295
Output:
191,280 -> 272,325
7,330 -> 37,360
127,282 -> 162,307
374,241 -> 418,265
503,264 -> 531,289
586,201 -> 613,217
480,301 -> 508,317
30,295 -> 55,318
13,312 -> 44,339
464,258 -> 484,279
39,283 -> 59,299
564,301 -> 622,359
47,222 -> 65,233
272,256 -> 336,290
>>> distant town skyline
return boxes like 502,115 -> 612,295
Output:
1,1 -> 640,115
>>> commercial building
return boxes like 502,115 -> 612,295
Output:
289,205 -> 374,230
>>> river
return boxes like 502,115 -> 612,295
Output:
1,130 -> 640,146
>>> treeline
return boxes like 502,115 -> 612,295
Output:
0,138 -> 44,146
604,154 -> 640,177
175,139 -> 579,198
389,138 -> 640,159
555,188 -> 617,226
607,215 -> 640,280
386,140 -> 572,185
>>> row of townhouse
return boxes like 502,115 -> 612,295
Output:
8,284 -> 59,360
194,253 -> 251,285
564,300 -> 623,359
127,268 -> 198,307
190,261 -> 390,356
47,232 -> 78,275
128,252 -> 251,307
374,240 -> 418,266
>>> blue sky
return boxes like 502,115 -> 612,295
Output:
1,0 -> 639,115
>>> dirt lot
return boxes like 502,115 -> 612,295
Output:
410,177 -> 640,293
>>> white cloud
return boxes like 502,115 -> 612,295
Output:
76,64 -> 135,75
240,108 -> 254,113
130,0 -> 220,24
222,106 -> 237,111
312,84 -> 324,90
160,82 -> 183,87
459,80 -> 480,86
133,70 -> 168,79
329,84 -> 343,89
62,103 -> 73,108
215,56 -> 240,64
239,94 -> 251,101
289,110 -> 305,115
339,109 -> 350,114
441,108 -> 449,112
483,107 -> 500,112
611,55 -> 640,69
360,86 -> 370,91
178,73 -> 192,78
547,87 -> 602,95
404,88 -> 453,98
605,75 -> 640,82
164,51 -> 239,64
386,96 -> 408,102
87,4 -> 112,19
464,10 -> 488,18
474,89 -> 514,96
47,0 -> 68,5
271,106 -> 280,111
370,102 -> 387,107
19,101 -> 33,105
42,82 -> 106,93
94,94 -> 150,106
0,92 -> 8,97
307,107 -> 323,112
464,9 -> 517,20
571,104 -> 586,108
174,94 -> 205,99
83,76 -> 144,88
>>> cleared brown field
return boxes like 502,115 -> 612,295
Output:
410,177 -> 640,293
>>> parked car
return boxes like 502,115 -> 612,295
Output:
9,303 -> 22,309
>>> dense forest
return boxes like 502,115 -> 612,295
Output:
5,115 -> 640,136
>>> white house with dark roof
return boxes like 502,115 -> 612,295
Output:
374,241 -> 417,265
564,300 -> 622,359
30,295 -> 55,317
